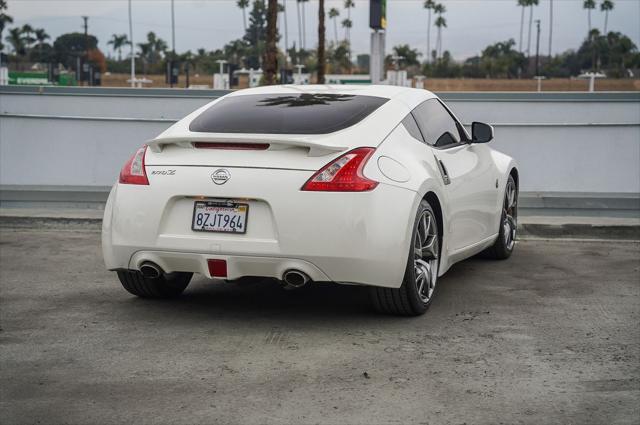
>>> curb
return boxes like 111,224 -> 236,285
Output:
519,223 -> 640,240
2,215 -> 639,240
0,216 -> 102,231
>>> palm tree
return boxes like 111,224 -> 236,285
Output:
548,0 -> 553,57
34,28 -> 49,62
433,3 -> 445,59
517,0 -> 527,52
20,24 -> 35,49
0,0 -> 13,53
344,0 -> 354,45
341,18 -> 352,41
108,34 -> 129,61
5,27 -> 25,66
526,0 -> 539,57
424,0 -> 435,64
317,0 -> 325,83
329,7 -> 339,43
583,0 -> 596,34
137,31 -> 167,75
237,0 -> 250,32
600,0 -> 614,35
264,0 -> 278,84
434,16 -> 446,60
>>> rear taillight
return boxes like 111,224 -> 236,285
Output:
119,145 -> 149,185
301,147 -> 378,192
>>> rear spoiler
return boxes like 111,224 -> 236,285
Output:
147,134 -> 348,157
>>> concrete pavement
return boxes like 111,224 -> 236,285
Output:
0,228 -> 638,424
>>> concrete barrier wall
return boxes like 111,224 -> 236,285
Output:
1,86 -> 639,200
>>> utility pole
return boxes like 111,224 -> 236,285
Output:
128,0 -> 136,87
170,0 -> 175,88
534,19 -> 541,77
548,0 -> 553,58
82,16 -> 88,86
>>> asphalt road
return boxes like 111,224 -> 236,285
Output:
1,229 -> 638,425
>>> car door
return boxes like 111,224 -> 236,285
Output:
411,99 -> 499,251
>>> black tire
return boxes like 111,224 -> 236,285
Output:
483,174 -> 518,260
370,200 -> 440,316
117,270 -> 192,298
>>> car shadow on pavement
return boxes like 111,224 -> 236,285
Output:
117,259 -> 482,324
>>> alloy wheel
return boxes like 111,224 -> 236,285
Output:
503,179 -> 518,251
414,210 -> 439,304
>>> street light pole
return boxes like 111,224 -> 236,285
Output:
128,0 -> 136,87
82,16 -> 88,86
534,19 -> 541,77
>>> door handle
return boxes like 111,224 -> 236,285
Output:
436,158 -> 451,185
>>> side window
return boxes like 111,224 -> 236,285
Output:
401,114 -> 424,142
411,99 -> 464,148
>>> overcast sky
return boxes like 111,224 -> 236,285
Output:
5,0 -> 640,61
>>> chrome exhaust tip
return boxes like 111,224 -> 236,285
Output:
282,270 -> 310,288
140,262 -> 162,279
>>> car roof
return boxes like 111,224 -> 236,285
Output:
226,84 -> 437,103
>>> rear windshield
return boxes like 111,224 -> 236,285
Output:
189,93 -> 388,134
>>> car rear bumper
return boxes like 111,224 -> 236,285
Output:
102,168 -> 419,288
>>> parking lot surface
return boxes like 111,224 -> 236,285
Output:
1,228 -> 638,425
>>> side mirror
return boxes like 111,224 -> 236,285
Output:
471,122 -> 494,143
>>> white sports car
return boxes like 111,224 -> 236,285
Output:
102,85 -> 518,315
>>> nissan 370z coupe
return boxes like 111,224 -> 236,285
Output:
102,85 -> 519,316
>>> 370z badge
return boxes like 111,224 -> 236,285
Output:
211,169 -> 231,185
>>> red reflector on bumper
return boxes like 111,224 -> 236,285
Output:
207,259 -> 227,277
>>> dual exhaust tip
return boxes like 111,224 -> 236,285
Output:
140,262 -> 163,279
282,270 -> 310,289
139,262 -> 311,289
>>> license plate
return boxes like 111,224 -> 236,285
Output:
192,201 -> 248,234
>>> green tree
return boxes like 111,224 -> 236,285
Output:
328,41 -> 351,73
137,31 -> 167,75
5,27 -> 24,56
480,39 -> 526,78
600,0 -> 614,34
583,0 -> 596,34
244,0 -> 267,68
388,44 -> 421,66
107,34 -> 129,61
53,32 -> 98,69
